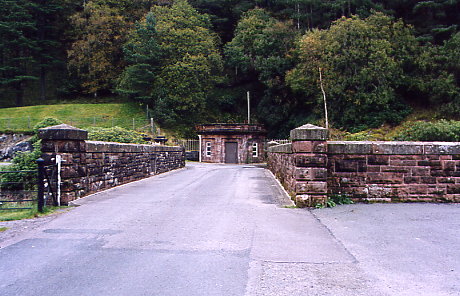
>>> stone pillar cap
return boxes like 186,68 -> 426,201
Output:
38,124 -> 88,140
290,124 -> 328,141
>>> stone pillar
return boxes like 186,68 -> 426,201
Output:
38,124 -> 88,204
291,124 -> 328,207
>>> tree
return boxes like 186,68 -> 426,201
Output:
67,2 -> 130,95
30,0 -> 65,101
117,12 -> 161,102
149,0 -> 224,134
380,0 -> 460,44
286,12 -> 415,130
225,8 -> 299,137
0,0 -> 38,106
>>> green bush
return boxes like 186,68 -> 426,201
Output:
33,117 -> 63,133
393,120 -> 460,141
87,126 -> 147,144
0,142 -> 41,190
1,118 -> 63,190
30,117 -> 63,144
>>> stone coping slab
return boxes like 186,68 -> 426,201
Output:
86,141 -> 183,153
268,141 -> 460,155
328,141 -> 460,155
38,124 -> 88,140
268,143 -> 292,153
290,124 -> 328,141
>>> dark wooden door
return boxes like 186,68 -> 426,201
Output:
225,142 -> 238,163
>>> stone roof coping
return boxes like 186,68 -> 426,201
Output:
86,141 -> 183,153
290,124 -> 328,141
38,124 -> 88,140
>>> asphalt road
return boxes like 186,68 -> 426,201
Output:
0,162 -> 459,296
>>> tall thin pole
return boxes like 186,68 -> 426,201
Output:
37,158 -> 45,213
247,91 -> 251,124
319,67 -> 329,130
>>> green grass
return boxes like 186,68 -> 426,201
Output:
0,102 -> 150,133
0,227 -> 7,232
0,206 -> 69,221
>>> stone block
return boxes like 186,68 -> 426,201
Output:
295,168 -> 327,181
367,173 -> 403,184
295,194 -> 327,207
290,124 -> 328,141
404,177 -> 420,184
295,154 -> 327,167
447,185 -> 460,194
368,155 -> 389,165
424,143 -> 460,155
411,167 -> 430,176
268,143 -> 292,153
296,181 -> 327,194
292,141 -> 327,153
367,166 -> 381,172
327,142 -> 372,154
381,166 -> 409,173
372,142 -> 423,155
335,160 -> 358,172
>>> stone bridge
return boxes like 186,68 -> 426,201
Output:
0,124 -> 459,295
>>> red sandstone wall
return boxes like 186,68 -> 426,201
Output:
267,144 -> 296,196
328,142 -> 460,203
267,135 -> 460,206
40,125 -> 185,204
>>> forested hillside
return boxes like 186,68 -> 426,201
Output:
1,0 -> 459,137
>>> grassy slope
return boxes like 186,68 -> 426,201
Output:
0,102 -> 149,132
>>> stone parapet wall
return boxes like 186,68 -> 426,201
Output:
328,141 -> 460,203
268,125 -> 460,207
39,124 -> 185,204
267,145 -> 296,195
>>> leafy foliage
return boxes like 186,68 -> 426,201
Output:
87,126 -> 147,143
2,0 -> 460,136
33,117 -> 63,133
287,12 -> 414,131
394,120 -> 460,142
148,0 -> 224,136
68,2 -> 130,95
117,12 -> 160,103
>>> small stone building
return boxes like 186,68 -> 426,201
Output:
197,124 -> 266,164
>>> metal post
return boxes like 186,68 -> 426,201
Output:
151,118 -> 154,136
132,118 -> 135,130
247,91 -> 250,124
37,158 -> 45,213
198,135 -> 202,162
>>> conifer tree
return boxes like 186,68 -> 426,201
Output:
117,12 -> 161,102
0,0 -> 38,106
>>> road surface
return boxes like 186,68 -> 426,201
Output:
0,162 -> 459,295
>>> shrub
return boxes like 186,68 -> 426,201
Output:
393,120 -> 460,141
33,117 -> 63,133
87,126 -> 147,144
30,117 -> 63,144
1,118 -> 63,190
1,142 -> 41,190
